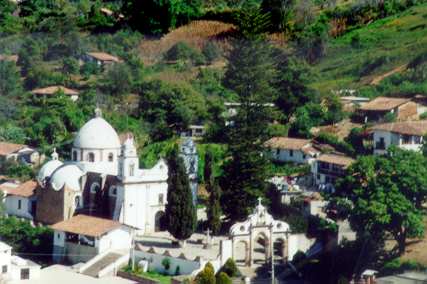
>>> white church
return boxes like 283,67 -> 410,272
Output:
35,109 -> 169,235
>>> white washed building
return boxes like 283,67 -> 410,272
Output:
36,109 -> 168,235
371,120 -> 427,155
264,137 -> 320,164
0,180 -> 37,220
51,214 -> 132,264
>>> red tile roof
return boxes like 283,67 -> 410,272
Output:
359,97 -> 410,111
51,215 -> 122,237
0,180 -> 37,197
370,120 -> 427,136
0,142 -> 27,156
31,86 -> 79,96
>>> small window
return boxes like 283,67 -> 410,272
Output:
21,268 -> 30,280
129,164 -> 135,177
57,233 -> 60,239
158,194 -> 164,204
75,196 -> 80,208
87,152 -> 95,162
90,183 -> 100,194
2,265 -> 7,273
110,186 -> 117,196
108,153 -> 114,162
303,154 -> 306,159
276,149 -> 280,156
414,136 -> 422,144
289,150 -> 294,157
72,151 -> 77,161
18,199 -> 21,210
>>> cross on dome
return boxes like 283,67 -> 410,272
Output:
95,107 -> 102,118
51,148 -> 59,160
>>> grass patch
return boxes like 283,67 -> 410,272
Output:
122,265 -> 173,284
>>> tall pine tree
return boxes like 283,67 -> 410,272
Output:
165,146 -> 196,243
204,149 -> 222,235
220,39 -> 277,222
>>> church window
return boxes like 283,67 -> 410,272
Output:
90,183 -> 100,194
72,151 -> 77,161
75,196 -> 80,208
110,186 -> 117,196
87,152 -> 95,162
108,153 -> 114,162
129,164 -> 135,176
158,194 -> 164,204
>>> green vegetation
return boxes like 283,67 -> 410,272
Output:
123,265 -> 172,284
0,216 -> 53,264
165,146 -> 197,242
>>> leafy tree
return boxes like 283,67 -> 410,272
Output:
138,80 -> 207,141
272,49 -> 315,121
261,0 -> 295,32
122,0 -> 202,34
335,150 -> 426,254
101,63 -> 133,97
195,262 -> 215,284
0,191 -> 5,216
0,216 -> 53,264
164,42 -> 205,66
202,41 -> 221,64
204,150 -> 222,235
0,60 -> 23,98
235,6 -> 271,39
17,37 -> 45,76
220,39 -> 276,222
165,146 -> 196,243
62,57 -> 80,76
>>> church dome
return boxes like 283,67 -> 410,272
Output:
37,159 -> 63,185
73,116 -> 121,150
50,164 -> 84,191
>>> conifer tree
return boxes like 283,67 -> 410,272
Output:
220,38 -> 276,222
165,146 -> 196,244
204,150 -> 222,235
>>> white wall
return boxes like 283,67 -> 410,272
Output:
270,149 -> 308,164
5,196 -> 33,219
9,257 -> 40,281
53,231 -> 65,247
134,250 -> 203,276
0,245 -> 12,279
287,234 -> 316,261
97,227 -> 132,254
373,130 -> 423,154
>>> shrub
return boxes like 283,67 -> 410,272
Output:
195,262 -> 215,284
420,112 -> 427,120
164,42 -> 206,66
216,272 -> 232,284
202,41 -> 221,64
316,132 -> 355,156
384,111 -> 397,122
218,258 -> 240,278
161,258 -> 171,272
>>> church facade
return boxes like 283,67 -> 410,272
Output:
36,110 -> 169,234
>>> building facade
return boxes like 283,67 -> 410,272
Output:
36,109 -> 168,235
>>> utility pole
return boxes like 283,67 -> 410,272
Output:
271,224 -> 275,284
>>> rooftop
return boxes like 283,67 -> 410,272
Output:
0,180 -> 37,197
264,137 -> 311,151
317,153 -> 355,167
370,120 -> 427,136
0,141 -> 28,156
0,54 -> 18,62
87,52 -> 121,63
359,96 -> 410,111
31,86 -> 79,96
50,215 -> 122,237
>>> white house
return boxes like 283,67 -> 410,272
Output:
51,214 -> 132,264
0,180 -> 37,220
0,241 -> 41,282
36,109 -> 169,236
31,86 -> 80,102
0,142 -> 42,166
357,96 -> 418,123
82,52 -> 121,68
264,137 -> 320,164
312,153 -> 354,191
371,121 -> 427,155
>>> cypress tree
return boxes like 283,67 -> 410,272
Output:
204,149 -> 222,235
165,146 -> 196,243
220,38 -> 276,222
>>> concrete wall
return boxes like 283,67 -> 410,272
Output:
5,195 -> 34,219
64,241 -> 98,264
270,149 -> 308,164
98,227 -> 132,253
373,130 -> 423,155
0,246 -> 12,279
287,234 -> 316,261
134,250 -> 202,276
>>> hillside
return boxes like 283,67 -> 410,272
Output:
311,3 -> 427,94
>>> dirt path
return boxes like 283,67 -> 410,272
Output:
370,64 -> 407,85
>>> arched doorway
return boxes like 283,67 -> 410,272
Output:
253,232 -> 269,264
154,211 -> 166,232
234,240 -> 249,266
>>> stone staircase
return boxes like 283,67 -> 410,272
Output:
81,252 -> 123,277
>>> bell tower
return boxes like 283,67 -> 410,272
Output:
118,134 -> 139,182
